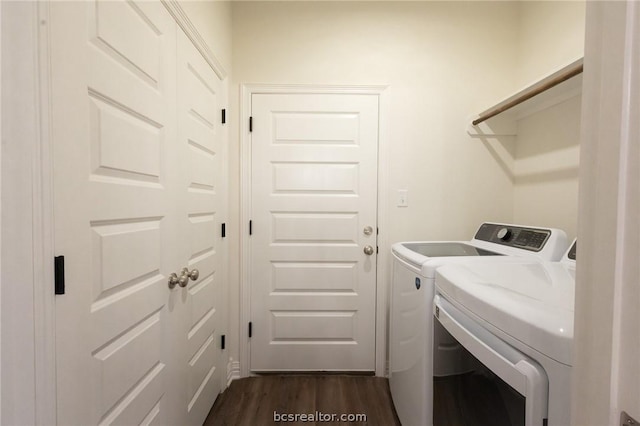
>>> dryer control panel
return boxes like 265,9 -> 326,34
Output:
474,223 -> 551,252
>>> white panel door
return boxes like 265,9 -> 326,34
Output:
50,2 -> 225,425
250,93 -> 379,371
51,2 -> 178,424
174,29 -> 225,426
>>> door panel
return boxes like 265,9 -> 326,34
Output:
272,162 -> 359,193
52,2 -> 176,424
177,30 -> 224,426
52,2 -> 225,424
92,1 -> 162,84
250,94 -> 379,371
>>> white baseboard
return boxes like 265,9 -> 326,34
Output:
226,358 -> 241,388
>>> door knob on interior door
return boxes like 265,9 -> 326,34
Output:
181,267 -> 200,281
364,245 -> 375,255
168,273 -> 180,289
178,272 -> 190,288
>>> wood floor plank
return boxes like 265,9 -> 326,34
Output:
254,376 -> 288,424
203,375 -> 400,426
281,376 -> 316,419
357,377 -> 400,426
316,375 -> 348,425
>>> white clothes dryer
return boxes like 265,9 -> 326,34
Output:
389,223 -> 568,426
432,240 -> 577,426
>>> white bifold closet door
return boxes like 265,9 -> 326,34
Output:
50,2 -> 225,425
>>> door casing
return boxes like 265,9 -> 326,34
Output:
239,84 -> 390,377
1,2 -> 57,424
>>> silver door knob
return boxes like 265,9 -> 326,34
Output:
168,273 -> 180,289
181,267 -> 199,281
178,273 -> 189,288
364,245 -> 374,255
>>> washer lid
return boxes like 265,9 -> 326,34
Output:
391,241 -> 502,269
401,242 -> 499,257
435,260 -> 575,365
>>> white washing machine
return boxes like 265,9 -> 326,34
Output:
433,240 -> 577,426
389,223 -> 568,426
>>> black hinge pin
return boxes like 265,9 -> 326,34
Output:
249,220 -> 252,235
248,322 -> 253,338
221,109 -> 226,124
221,334 -> 226,350
249,116 -> 253,132
221,222 -> 226,238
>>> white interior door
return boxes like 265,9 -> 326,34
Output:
51,2 -> 225,424
174,28 -> 225,426
52,2 -> 178,423
250,93 -> 379,371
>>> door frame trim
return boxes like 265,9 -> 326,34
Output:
162,0 -> 227,80
1,2 -> 57,423
239,84 -> 390,377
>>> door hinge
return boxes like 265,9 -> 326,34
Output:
221,222 -> 226,238
248,322 -> 253,338
221,109 -> 226,124
54,256 -> 65,295
249,220 -> 253,235
221,334 -> 226,350
249,116 -> 253,132
376,246 -> 379,254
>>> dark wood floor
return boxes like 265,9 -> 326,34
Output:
203,375 -> 401,426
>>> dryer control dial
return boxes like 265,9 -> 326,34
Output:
497,227 -> 512,241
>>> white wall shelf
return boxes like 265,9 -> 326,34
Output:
468,58 -> 584,137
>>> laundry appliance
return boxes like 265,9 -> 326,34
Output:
432,240 -> 577,426
389,223 -> 568,426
